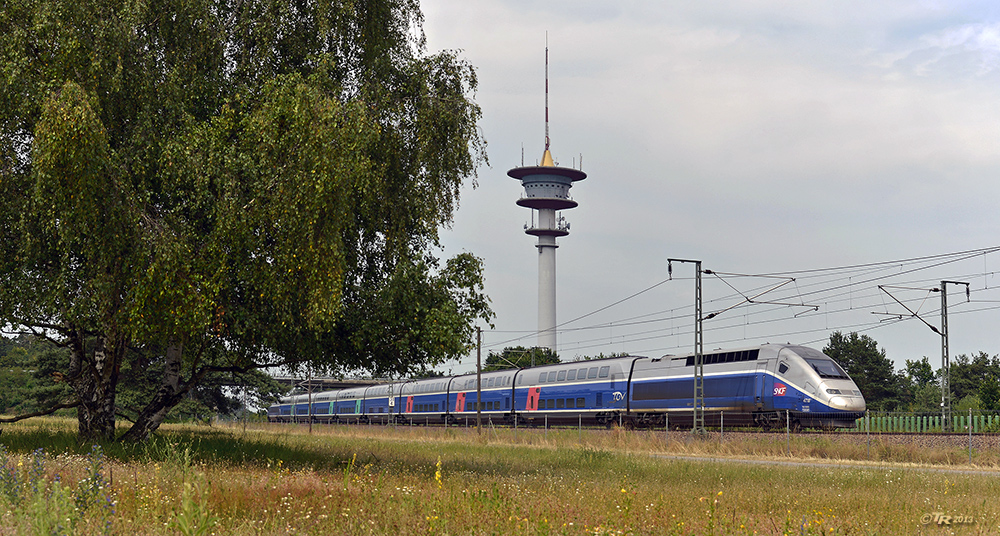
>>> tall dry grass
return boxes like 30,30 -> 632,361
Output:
0,418 -> 997,534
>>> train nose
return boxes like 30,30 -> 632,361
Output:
828,396 -> 866,411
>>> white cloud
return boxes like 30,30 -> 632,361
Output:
425,1 -> 1000,370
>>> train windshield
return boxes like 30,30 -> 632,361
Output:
804,358 -> 849,380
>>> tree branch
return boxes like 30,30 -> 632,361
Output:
0,400 -> 80,423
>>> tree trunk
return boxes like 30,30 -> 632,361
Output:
120,340 -> 190,443
67,330 -> 124,442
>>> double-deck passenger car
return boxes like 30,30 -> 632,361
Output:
268,344 -> 865,430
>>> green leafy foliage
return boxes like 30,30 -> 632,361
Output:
0,0 -> 491,441
0,336 -> 72,415
979,376 -> 1000,411
904,357 -> 935,387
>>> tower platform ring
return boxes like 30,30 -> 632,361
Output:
508,165 -> 587,182
517,197 -> 578,210
525,228 -> 569,238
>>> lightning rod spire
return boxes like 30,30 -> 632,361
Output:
545,32 -> 550,151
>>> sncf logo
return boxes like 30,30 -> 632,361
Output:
773,383 -> 787,396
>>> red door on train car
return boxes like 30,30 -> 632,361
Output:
526,387 -> 540,411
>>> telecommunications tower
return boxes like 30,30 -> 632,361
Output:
508,43 -> 586,352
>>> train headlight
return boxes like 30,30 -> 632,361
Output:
826,389 -> 841,395
828,396 -> 847,408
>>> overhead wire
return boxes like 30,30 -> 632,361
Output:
471,246 -> 1000,363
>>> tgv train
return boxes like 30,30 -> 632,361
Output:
268,344 -> 866,430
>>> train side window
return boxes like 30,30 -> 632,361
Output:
546,399 -> 555,409
557,398 -> 565,409
518,375 -> 524,385
577,397 -> 586,407
566,398 -> 575,408
599,366 -> 610,378
557,370 -> 566,381
778,362 -> 789,374
588,367 -> 599,379
547,371 -> 557,382
505,398 -> 510,409
567,370 -> 576,381
539,373 -> 547,383
488,378 -> 494,388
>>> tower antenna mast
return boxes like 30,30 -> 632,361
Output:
545,33 -> 550,151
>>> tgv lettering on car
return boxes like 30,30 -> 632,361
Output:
773,383 -> 787,396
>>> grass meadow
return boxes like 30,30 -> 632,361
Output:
0,418 -> 998,534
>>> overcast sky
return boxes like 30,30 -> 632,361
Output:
421,1 -> 1000,374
